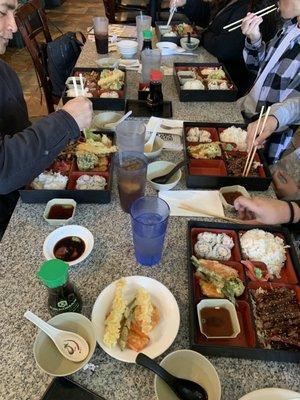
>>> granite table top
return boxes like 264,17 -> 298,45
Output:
0,40 -> 299,400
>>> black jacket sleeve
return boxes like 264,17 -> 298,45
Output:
182,0 -> 211,27
201,1 -> 248,61
0,110 -> 80,194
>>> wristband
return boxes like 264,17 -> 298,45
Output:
286,201 -> 295,224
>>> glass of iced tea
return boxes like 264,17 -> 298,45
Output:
115,152 -> 148,213
93,16 -> 108,54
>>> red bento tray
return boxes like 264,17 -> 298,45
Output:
188,221 -> 300,362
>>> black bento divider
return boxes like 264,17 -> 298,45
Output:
183,122 -> 272,191
173,62 -> 238,102
61,67 -> 126,111
187,220 -> 300,362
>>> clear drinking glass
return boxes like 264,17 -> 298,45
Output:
136,15 -> 152,51
93,16 -> 108,54
141,49 -> 161,84
130,196 -> 170,266
115,120 -> 146,153
115,152 -> 148,213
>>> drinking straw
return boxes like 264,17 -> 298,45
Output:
79,73 -> 84,94
72,77 -> 78,97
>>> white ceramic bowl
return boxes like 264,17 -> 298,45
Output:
117,40 -> 138,58
180,37 -> 200,51
33,312 -> 96,376
156,41 -> 177,51
43,224 -> 94,266
91,111 -> 123,131
43,198 -> 76,226
154,349 -> 221,400
197,299 -> 241,339
144,136 -> 164,160
147,161 -> 181,191
219,185 -> 251,210
95,57 -> 119,68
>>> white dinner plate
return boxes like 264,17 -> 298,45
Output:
43,224 -> 94,266
239,388 -> 300,400
91,275 -> 180,363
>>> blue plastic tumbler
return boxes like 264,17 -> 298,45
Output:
130,196 -> 170,266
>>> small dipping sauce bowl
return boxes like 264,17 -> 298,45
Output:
43,199 -> 76,226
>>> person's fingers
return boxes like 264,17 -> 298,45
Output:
254,129 -> 272,147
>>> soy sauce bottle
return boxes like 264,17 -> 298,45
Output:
142,29 -> 153,50
37,259 -> 82,316
147,70 -> 164,110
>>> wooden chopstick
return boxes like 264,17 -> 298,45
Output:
244,106 -> 271,177
223,4 -> 277,30
242,106 -> 264,177
227,7 -> 277,32
178,202 -> 242,223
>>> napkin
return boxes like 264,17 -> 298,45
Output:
146,117 -> 184,151
159,191 -> 224,217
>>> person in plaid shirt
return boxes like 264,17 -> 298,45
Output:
238,0 -> 300,164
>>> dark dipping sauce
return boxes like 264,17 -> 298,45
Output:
53,236 -> 85,262
47,204 -> 74,220
200,307 -> 234,337
222,191 -> 243,205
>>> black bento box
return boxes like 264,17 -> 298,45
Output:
19,132 -> 114,204
155,21 -> 201,46
183,122 -> 272,191
187,220 -> 300,363
174,62 -> 238,102
62,67 -> 126,111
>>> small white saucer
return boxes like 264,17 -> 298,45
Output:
43,225 -> 94,266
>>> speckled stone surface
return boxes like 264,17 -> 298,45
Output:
1,42 -> 299,400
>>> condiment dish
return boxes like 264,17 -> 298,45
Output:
147,161 -> 182,191
43,224 -> 94,266
144,136 -> 164,160
43,198 -> 76,226
154,349 -> 221,400
33,312 -> 96,376
180,37 -> 200,51
91,111 -> 123,131
95,57 -> 119,68
219,185 -> 250,210
197,299 -> 240,339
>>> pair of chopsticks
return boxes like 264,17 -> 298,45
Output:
166,6 -> 176,28
178,202 -> 242,223
223,4 -> 277,32
72,73 -> 84,97
242,106 -> 271,177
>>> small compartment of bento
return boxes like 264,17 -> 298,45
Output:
239,230 -> 299,285
61,67 -> 126,111
249,281 -> 300,351
174,62 -> 238,102
224,150 -> 266,178
188,160 -> 227,176
193,300 -> 256,348
184,126 -> 219,145
67,171 -> 110,190
191,227 -> 241,262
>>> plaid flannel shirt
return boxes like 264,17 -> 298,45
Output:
241,18 -> 300,163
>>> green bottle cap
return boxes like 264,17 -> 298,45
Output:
143,30 -> 153,39
37,259 -> 68,288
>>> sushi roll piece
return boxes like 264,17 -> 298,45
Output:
194,242 -> 212,259
209,243 -> 231,261
197,232 -> 217,244
219,233 -> 234,249
182,79 -> 205,90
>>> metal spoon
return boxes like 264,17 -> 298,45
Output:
103,110 -> 132,130
24,310 -> 89,363
151,160 -> 187,184
136,353 -> 208,400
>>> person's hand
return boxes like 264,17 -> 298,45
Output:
234,196 -> 295,225
272,170 -> 299,198
62,96 -> 93,130
246,115 -> 278,152
241,12 -> 263,44
170,0 -> 186,8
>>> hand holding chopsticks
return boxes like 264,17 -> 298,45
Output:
242,106 -> 271,177
223,4 -> 277,32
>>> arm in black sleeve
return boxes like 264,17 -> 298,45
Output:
182,0 -> 211,27
0,110 -> 80,194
